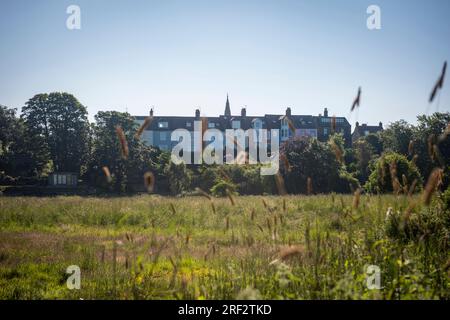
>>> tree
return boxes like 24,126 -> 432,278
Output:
364,133 -> 383,155
88,111 -> 164,193
21,92 -> 90,175
380,120 -> 414,156
164,161 -> 192,195
365,152 -> 423,194
352,139 -> 376,184
280,138 -> 355,194
411,112 -> 450,188
0,105 -> 51,180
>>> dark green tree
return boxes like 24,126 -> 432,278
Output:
164,161 -> 192,195
280,138 -> 356,194
380,120 -> 414,156
0,105 -> 51,180
411,112 -> 450,188
21,93 -> 90,175
88,111 -> 164,193
364,133 -> 383,155
353,139 -> 376,184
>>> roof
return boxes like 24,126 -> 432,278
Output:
352,123 -> 383,136
134,112 -> 351,131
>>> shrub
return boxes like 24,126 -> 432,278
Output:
280,138 -> 351,194
210,179 -> 237,197
365,152 -> 423,194
440,185 -> 450,210
164,162 -> 192,195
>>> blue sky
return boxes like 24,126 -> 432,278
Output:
1,0 -> 449,126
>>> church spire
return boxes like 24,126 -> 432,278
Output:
224,94 -> 231,117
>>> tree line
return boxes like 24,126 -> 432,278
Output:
1,92 -> 449,195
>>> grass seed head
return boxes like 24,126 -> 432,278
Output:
423,168 -> 444,205
135,116 -> 153,139
115,126 -> 129,159
143,172 -> 155,193
102,166 -> 112,183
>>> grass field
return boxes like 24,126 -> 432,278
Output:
0,194 -> 448,300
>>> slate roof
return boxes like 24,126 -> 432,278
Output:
135,113 -> 350,131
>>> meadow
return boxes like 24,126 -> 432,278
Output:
0,194 -> 448,300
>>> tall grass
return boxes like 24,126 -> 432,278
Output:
0,194 -> 448,299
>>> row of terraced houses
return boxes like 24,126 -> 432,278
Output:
133,95 -> 383,151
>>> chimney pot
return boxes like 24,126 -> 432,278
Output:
324,108 -> 328,117
241,108 -> 246,117
195,109 -> 200,118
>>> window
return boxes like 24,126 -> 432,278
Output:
281,128 -> 288,138
296,129 -> 317,138
186,122 -> 191,127
323,128 -> 328,135
364,130 -> 370,136
281,118 -> 288,126
232,120 -> 240,129
158,121 -> 168,128
208,122 -> 215,128
253,119 -> 262,129
142,131 -> 153,145
160,131 -> 167,141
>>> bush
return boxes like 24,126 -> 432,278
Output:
385,204 -> 450,247
164,162 -> 193,195
440,185 -> 450,210
365,152 -> 423,194
280,138 -> 350,194
210,179 -> 237,197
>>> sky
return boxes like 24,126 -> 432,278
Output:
0,0 -> 449,126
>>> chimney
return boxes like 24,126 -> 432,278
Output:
379,121 -> 383,128
195,109 -> 200,118
324,108 -> 328,117
241,107 -> 246,117
355,121 -> 359,127
286,107 -> 291,117
150,108 -> 154,117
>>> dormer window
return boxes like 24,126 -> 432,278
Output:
208,122 -> 215,128
232,120 -> 240,129
158,121 -> 168,128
